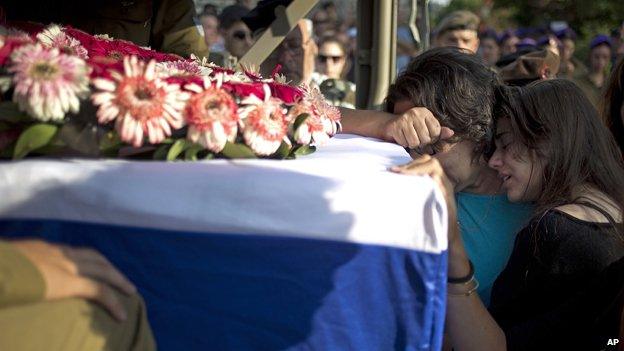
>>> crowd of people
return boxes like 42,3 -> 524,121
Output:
2,0 -> 624,350
197,1 -> 357,107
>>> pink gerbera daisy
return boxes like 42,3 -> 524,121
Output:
8,44 -> 90,121
91,56 -> 189,147
288,102 -> 328,146
302,84 -> 342,136
184,76 -> 239,152
239,85 -> 290,156
37,25 -> 89,60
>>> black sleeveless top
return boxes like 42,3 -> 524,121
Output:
489,210 -> 624,351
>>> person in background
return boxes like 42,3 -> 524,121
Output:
556,27 -> 587,79
210,5 -> 253,66
316,37 -> 356,108
536,34 -> 561,58
311,2 -> 339,39
4,0 -> 209,59
316,37 -> 350,81
0,239 -> 155,350
575,34 -> 612,108
499,30 -> 519,56
479,29 -> 501,68
243,1 -> 317,86
433,10 -> 480,54
603,57 -> 624,156
199,4 -> 224,53
499,49 -> 560,86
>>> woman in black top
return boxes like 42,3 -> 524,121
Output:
393,79 -> 624,350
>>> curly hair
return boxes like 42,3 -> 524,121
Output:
386,47 -> 500,156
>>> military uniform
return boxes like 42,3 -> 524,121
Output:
0,241 -> 156,351
4,0 -> 209,59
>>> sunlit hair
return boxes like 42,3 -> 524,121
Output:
495,79 -> 624,232
386,47 -> 500,156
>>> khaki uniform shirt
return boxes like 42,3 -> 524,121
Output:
5,0 -> 209,59
0,241 -> 45,307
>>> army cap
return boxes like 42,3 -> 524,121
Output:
434,10 -> 480,37
500,49 -> 560,86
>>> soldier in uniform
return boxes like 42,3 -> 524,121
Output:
3,0 -> 209,59
0,239 -> 155,351
433,10 -> 480,54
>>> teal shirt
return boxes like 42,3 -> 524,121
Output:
456,192 -> 533,306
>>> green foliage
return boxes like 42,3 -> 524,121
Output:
167,139 -> 191,161
13,124 -> 58,159
221,142 -> 257,159
293,145 -> 316,156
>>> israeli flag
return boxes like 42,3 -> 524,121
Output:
0,135 -> 448,350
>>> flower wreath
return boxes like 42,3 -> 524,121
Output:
0,23 -> 341,160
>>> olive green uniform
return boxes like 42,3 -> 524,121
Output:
0,241 -> 156,351
5,0 -> 209,59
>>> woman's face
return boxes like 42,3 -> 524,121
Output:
480,38 -> 500,66
223,21 -> 254,59
317,41 -> 347,79
561,38 -> 575,62
501,36 -> 519,56
488,118 -> 544,203
590,44 -> 611,73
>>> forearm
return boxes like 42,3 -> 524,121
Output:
446,231 -> 507,351
338,107 -> 393,141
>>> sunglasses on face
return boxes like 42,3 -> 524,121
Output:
232,31 -> 251,41
319,54 -> 344,63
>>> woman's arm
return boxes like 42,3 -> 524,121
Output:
391,156 -> 507,351
338,107 -> 454,148
445,231 -> 507,351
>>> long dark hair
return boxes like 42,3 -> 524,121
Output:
496,79 -> 624,229
603,57 -> 624,157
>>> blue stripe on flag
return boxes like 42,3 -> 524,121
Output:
0,219 -> 446,351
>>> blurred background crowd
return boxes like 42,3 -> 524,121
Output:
191,0 -> 624,111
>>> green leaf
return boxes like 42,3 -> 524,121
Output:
184,143 -> 204,161
272,141 -> 291,159
0,102 -> 32,124
203,152 -> 215,160
292,145 -> 316,157
220,142 -> 257,159
99,131 -> 122,151
292,113 -> 310,132
13,124 -> 58,159
166,139 -> 190,161
153,144 -> 171,160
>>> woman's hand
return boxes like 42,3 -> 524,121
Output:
10,240 -> 136,321
382,107 -> 454,150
